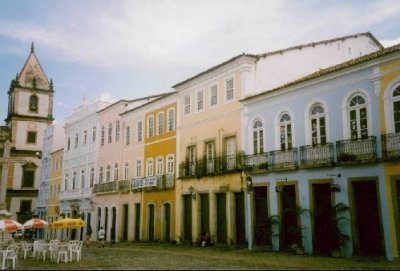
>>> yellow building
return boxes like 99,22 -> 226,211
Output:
174,55 -> 257,246
379,52 -> 400,258
141,93 -> 177,241
46,148 -> 63,240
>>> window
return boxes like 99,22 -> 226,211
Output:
99,167 -> 104,184
210,84 -> 218,107
27,131 -> 37,144
22,163 -> 37,187
92,126 -> 97,142
146,159 -> 154,177
126,126 -> 131,145
157,112 -> 164,135
253,120 -> 264,154
83,130 -> 87,145
29,95 -> 38,112
224,136 -> 236,170
197,90 -> 204,111
106,165 -> 111,182
67,138 -> 71,150
225,78 -> 234,102
20,200 -> 32,214
72,172 -> 77,190
137,121 -> 143,142
90,168 -> 94,187
167,155 -> 174,174
184,95 -> 191,115
349,94 -> 368,139
310,104 -> 326,145
101,126 -> 105,146
393,86 -> 400,133
81,170 -> 85,188
115,120 -> 120,142
74,133 -> 79,148
136,160 -> 142,178
279,113 -> 293,150
147,116 -> 154,137
156,157 -> 163,176
108,123 -> 112,143
114,163 -> 119,181
64,174 -> 68,190
187,146 -> 196,175
205,141 -> 215,173
124,162 -> 129,180
167,109 -> 175,132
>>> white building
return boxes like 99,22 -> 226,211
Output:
60,97 -> 111,240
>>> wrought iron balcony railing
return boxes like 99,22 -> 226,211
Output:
179,154 -> 244,179
93,181 -> 118,194
336,136 -> 377,165
299,143 -> 334,169
382,133 -> 400,161
131,174 -> 175,191
59,187 -> 92,199
118,179 -> 131,193
268,148 -> 298,171
243,153 -> 269,171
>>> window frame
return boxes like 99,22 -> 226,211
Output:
167,108 -> 175,132
209,83 -> 218,107
225,77 -> 234,103
196,89 -> 204,112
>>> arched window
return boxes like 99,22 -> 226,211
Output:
252,120 -> 264,154
167,155 -> 174,174
393,86 -> 400,133
29,95 -> 38,112
146,159 -> 154,177
310,104 -> 326,146
279,113 -> 293,150
108,123 -> 112,144
101,126 -> 105,146
348,94 -> 368,139
115,120 -> 120,142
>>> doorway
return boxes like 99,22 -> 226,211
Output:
148,204 -> 155,241
183,195 -> 192,243
352,180 -> 383,256
254,186 -> 269,246
280,185 -> 298,250
163,203 -> 171,242
313,183 -> 335,255
216,193 -> 227,244
235,192 -> 246,245
122,204 -> 128,241
200,194 -> 210,237
134,203 -> 141,241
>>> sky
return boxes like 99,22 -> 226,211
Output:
0,0 -> 399,124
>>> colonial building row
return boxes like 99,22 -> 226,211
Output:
1,32 -> 399,260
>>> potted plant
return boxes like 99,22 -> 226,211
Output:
266,214 -> 280,251
258,162 -> 269,170
284,205 -> 311,255
330,202 -> 350,257
338,152 -> 357,163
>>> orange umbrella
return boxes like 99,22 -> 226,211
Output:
22,218 -> 48,229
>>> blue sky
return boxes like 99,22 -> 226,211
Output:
1,0 -> 399,123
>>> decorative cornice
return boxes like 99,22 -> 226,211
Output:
5,114 -> 54,123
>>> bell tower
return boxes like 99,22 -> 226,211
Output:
3,43 -> 54,222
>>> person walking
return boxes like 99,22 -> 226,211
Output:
85,225 -> 92,248
98,227 -> 105,248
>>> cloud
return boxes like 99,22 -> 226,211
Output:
381,36 -> 400,47
0,0 -> 399,71
98,91 -> 116,103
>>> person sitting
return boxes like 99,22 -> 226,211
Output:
201,232 -> 211,247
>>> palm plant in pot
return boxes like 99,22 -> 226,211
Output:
285,205 -> 311,255
331,202 -> 350,257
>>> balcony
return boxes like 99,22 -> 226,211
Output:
243,153 -> 269,172
131,175 -> 174,191
336,136 -> 377,166
299,143 -> 334,169
179,154 -> 244,179
93,181 -> 118,194
59,187 -> 92,200
382,133 -> 400,161
118,179 -> 131,193
268,148 -> 298,171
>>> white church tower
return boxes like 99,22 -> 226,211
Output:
4,43 -> 54,222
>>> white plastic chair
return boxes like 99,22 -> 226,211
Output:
20,241 -> 33,259
70,240 -> 83,261
57,244 -> 69,264
35,242 -> 49,261
49,240 -> 60,262
4,244 -> 19,269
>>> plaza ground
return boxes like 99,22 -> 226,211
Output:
17,242 -> 400,270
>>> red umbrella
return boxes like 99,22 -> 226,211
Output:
0,219 -> 22,232
22,218 -> 48,229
